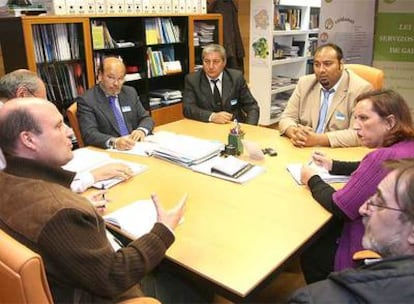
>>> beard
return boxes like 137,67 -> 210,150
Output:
362,231 -> 402,258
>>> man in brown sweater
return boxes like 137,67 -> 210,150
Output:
0,97 -> 186,303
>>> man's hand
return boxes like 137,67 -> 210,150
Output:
90,163 -> 134,182
210,111 -> 233,124
86,190 -> 109,215
290,126 -> 329,147
129,129 -> 146,142
151,193 -> 186,231
114,136 -> 136,150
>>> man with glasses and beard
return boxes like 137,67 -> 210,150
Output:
289,159 -> 414,302
77,57 -> 154,150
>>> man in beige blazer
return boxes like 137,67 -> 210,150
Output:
279,44 -> 373,147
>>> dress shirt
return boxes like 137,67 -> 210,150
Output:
207,73 -> 223,122
71,171 -> 95,193
0,149 -> 5,170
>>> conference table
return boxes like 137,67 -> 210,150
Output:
99,119 -> 370,301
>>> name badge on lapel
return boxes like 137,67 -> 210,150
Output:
335,111 -> 345,121
121,106 -> 132,112
230,99 -> 238,106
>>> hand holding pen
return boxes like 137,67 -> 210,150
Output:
310,151 -> 333,171
86,186 -> 110,214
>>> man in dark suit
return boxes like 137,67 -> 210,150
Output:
77,57 -> 154,150
183,44 -> 259,125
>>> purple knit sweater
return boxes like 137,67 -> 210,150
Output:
333,139 -> 414,271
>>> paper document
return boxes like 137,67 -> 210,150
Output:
210,156 -> 254,178
191,156 -> 265,184
62,147 -> 148,189
108,141 -> 158,157
287,163 -> 350,185
146,131 -> 224,167
104,200 -> 157,238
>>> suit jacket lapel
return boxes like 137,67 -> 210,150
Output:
96,86 -> 122,135
326,71 -> 350,123
221,70 -> 232,104
200,73 -> 216,108
310,85 -> 322,128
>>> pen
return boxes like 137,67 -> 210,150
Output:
101,184 -> 106,201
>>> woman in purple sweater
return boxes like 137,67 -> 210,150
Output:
299,89 -> 414,284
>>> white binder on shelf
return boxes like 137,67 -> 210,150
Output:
65,0 -> 77,14
178,0 -> 186,12
172,0 -> 180,13
115,0 -> 125,13
95,0 -> 107,14
199,0 -> 206,13
76,0 -> 87,14
163,0 -> 172,12
105,0 -> 117,14
124,0 -> 134,13
86,0 -> 96,14
142,0 -> 151,13
133,0 -> 143,12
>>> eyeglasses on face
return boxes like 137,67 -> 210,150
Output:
105,74 -> 125,84
365,194 -> 405,213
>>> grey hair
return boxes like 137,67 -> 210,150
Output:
202,44 -> 227,62
0,69 -> 41,100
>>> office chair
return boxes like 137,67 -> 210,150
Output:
0,229 -> 54,303
345,64 -> 385,90
0,229 -> 160,304
66,102 -> 85,147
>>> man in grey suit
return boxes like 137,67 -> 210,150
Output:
77,57 -> 154,150
183,44 -> 259,125
279,44 -> 373,148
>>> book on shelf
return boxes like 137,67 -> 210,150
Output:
149,89 -> 182,101
286,163 -> 350,185
62,147 -> 148,189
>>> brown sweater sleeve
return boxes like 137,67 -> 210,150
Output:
38,208 -> 174,298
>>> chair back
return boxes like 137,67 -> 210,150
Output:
0,229 -> 53,303
345,64 -> 385,90
67,102 -> 85,147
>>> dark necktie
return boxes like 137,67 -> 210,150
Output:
108,96 -> 129,136
315,88 -> 335,134
211,79 -> 222,108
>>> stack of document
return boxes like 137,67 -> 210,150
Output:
286,163 -> 350,185
191,156 -> 265,184
145,131 -> 224,167
149,89 -> 182,105
62,147 -> 148,189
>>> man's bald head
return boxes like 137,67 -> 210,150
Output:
0,98 -> 73,166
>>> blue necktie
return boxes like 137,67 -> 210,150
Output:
315,89 -> 334,134
108,96 -> 129,136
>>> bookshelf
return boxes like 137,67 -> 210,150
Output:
0,14 -> 222,126
249,0 -> 320,125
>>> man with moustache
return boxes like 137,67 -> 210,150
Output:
279,43 -> 373,147
183,44 -> 259,125
289,159 -> 414,302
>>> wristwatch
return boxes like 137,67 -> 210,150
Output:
108,137 -> 117,149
